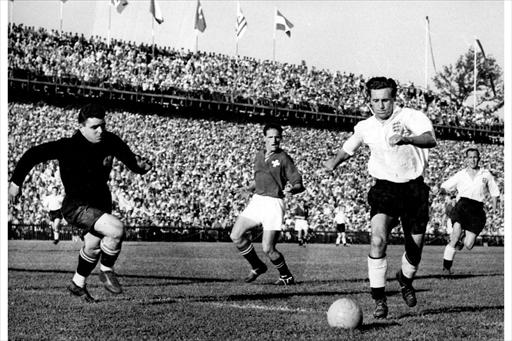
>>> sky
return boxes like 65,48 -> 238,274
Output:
6,0 -> 506,88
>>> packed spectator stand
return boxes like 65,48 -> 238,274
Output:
7,23 -> 504,244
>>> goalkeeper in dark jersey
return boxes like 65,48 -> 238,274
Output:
8,103 -> 152,302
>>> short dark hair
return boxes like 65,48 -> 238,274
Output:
465,148 -> 480,158
263,123 -> 283,136
366,77 -> 398,99
78,103 -> 106,124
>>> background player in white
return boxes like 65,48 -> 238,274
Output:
438,148 -> 500,274
324,77 -> 436,318
230,123 -> 305,285
333,202 -> 349,246
294,200 -> 309,247
43,186 -> 64,244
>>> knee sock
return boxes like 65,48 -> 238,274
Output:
271,252 -> 292,277
237,243 -> 265,270
74,247 -> 100,287
368,255 -> 387,300
443,244 -> 456,270
401,252 -> 418,283
100,240 -> 121,272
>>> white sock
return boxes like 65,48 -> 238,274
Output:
100,264 -> 114,272
401,253 -> 418,279
72,273 -> 86,288
443,244 -> 456,261
54,232 -> 59,240
368,256 -> 387,288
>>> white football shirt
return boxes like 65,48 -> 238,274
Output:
441,168 -> 500,202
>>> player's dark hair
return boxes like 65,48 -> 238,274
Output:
465,148 -> 480,158
263,123 -> 283,136
78,103 -> 106,124
365,77 -> 398,99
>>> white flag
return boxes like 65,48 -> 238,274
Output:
149,0 -> 164,24
110,0 -> 128,14
236,2 -> 247,40
275,10 -> 293,37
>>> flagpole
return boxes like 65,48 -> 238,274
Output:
152,19 -> 155,58
9,0 -> 13,24
108,4 -> 112,48
195,31 -> 199,53
424,16 -> 429,90
273,8 -> 276,61
59,0 -> 64,36
473,38 -> 477,113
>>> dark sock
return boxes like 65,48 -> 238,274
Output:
237,243 -> 265,270
271,252 -> 292,277
399,270 -> 413,285
100,242 -> 121,269
371,287 -> 386,301
77,248 -> 100,277
443,259 -> 453,270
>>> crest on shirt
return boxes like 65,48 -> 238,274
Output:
271,160 -> 280,167
103,155 -> 113,168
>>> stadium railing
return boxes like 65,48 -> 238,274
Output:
7,72 -> 504,144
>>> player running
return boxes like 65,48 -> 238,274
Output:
230,123 -> 305,285
324,77 -> 437,318
42,186 -> 64,244
333,202 -> 349,247
8,103 -> 152,302
438,148 -> 500,274
294,200 -> 309,247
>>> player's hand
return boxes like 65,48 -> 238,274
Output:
136,155 -> 153,173
8,182 -> 20,204
388,134 -> 410,146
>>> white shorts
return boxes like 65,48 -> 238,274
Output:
240,194 -> 285,231
294,219 -> 308,232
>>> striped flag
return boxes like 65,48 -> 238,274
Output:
195,0 -> 207,32
275,10 -> 293,37
111,0 -> 128,14
236,2 -> 247,40
149,0 -> 164,24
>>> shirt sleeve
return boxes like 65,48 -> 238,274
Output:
341,126 -> 363,156
110,133 -> 148,175
441,171 -> 460,192
485,171 -> 500,197
284,153 -> 303,187
403,109 -> 435,136
10,139 -> 65,187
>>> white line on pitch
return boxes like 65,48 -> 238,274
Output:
203,302 -> 316,313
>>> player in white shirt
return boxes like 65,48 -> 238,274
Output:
43,186 -> 64,244
333,203 -> 349,246
324,77 -> 437,319
438,148 -> 500,274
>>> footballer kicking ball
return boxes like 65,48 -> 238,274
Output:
327,298 -> 363,329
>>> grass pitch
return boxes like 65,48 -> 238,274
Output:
8,241 -> 503,340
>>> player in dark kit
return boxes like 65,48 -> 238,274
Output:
230,123 -> 305,285
8,103 -> 152,302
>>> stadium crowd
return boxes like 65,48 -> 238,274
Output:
8,23 -> 503,131
8,103 -> 504,237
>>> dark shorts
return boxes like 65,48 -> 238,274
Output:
368,177 -> 430,235
336,223 -> 346,233
61,204 -> 107,238
451,197 -> 486,235
49,209 -> 63,221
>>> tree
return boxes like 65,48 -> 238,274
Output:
432,46 -> 503,107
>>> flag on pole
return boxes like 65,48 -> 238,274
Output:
149,0 -> 164,24
475,38 -> 497,97
195,0 -> 207,32
61,0 -> 68,2
236,2 -> 247,40
426,16 -> 437,73
275,10 -> 293,37
111,0 -> 128,14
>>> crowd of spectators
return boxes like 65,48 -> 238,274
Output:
8,103 -> 504,238
8,23 -> 503,131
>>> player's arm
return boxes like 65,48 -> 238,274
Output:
486,172 -> 500,212
390,110 -> 437,148
390,131 -> 437,148
324,129 -> 361,171
9,141 -> 63,203
324,149 -> 352,171
283,155 -> 305,195
111,133 -> 152,174
437,172 -> 460,196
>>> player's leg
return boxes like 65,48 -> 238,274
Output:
443,222 -> 463,273
368,213 -> 393,318
93,213 -> 125,294
230,215 -> 267,282
52,217 -> 61,244
396,232 -> 424,307
463,230 -> 478,250
261,230 -> 294,285
335,232 -> 341,246
68,232 -> 101,302
341,231 -> 347,246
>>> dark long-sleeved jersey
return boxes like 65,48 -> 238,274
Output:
10,130 -> 147,211
254,149 -> 303,199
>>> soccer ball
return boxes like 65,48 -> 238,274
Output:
327,298 -> 363,329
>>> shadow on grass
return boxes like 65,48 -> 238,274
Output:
398,304 -> 504,319
359,321 -> 400,331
